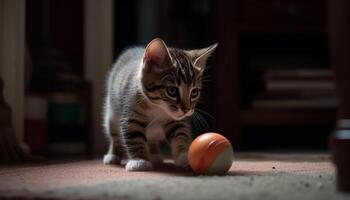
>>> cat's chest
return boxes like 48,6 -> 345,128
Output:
132,100 -> 171,140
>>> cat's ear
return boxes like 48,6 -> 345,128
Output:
143,38 -> 173,73
187,43 -> 218,71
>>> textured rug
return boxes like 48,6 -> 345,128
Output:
0,153 -> 349,200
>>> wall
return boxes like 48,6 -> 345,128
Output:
84,0 -> 114,156
0,0 -> 25,144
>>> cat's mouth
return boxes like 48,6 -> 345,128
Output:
171,111 -> 186,120
151,100 -> 193,120
169,109 -> 194,120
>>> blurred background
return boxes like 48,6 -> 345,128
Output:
8,0 -> 335,158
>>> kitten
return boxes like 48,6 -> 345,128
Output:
102,38 -> 217,171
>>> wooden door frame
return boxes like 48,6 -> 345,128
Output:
0,0 -> 115,157
0,0 -> 26,144
84,0 -> 114,156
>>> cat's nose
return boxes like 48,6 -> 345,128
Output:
181,105 -> 190,113
170,105 -> 178,111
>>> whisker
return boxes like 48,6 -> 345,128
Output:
201,77 -> 212,81
194,111 -> 208,131
201,80 -> 213,83
192,112 -> 201,131
189,114 -> 199,134
196,108 -> 214,119
201,77 -> 212,82
197,100 -> 209,106
201,75 -> 212,80
196,111 -> 210,130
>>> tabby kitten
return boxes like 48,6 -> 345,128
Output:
103,38 -> 217,171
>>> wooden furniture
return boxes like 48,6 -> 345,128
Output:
328,0 -> 350,192
25,0 -> 96,157
155,0 -> 335,149
215,0 -> 350,192
215,0 -> 336,148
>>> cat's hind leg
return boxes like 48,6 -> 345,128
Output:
103,101 -> 123,165
103,117 -> 124,164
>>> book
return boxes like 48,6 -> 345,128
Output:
252,98 -> 338,109
256,89 -> 337,100
250,68 -> 338,109
265,80 -> 336,91
47,92 -> 86,155
264,69 -> 334,80
24,119 -> 48,155
24,95 -> 48,155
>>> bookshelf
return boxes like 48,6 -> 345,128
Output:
25,0 -> 93,157
241,108 -> 335,126
215,0 -> 336,149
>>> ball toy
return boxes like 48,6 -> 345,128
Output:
188,132 -> 234,174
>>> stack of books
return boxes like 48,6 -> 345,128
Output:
252,69 -> 338,109
47,92 -> 86,155
24,94 -> 48,155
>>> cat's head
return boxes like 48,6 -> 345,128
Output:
140,38 -> 217,120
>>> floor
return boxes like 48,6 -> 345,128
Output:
0,153 -> 349,200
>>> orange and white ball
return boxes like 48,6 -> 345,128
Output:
188,133 -> 234,174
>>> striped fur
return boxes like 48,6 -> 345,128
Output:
102,38 -> 217,171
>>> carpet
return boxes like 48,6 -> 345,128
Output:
0,153 -> 349,200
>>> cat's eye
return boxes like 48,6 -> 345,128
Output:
191,88 -> 200,99
166,86 -> 178,98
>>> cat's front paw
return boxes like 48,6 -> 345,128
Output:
175,153 -> 191,171
103,154 -> 121,165
125,159 -> 153,171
